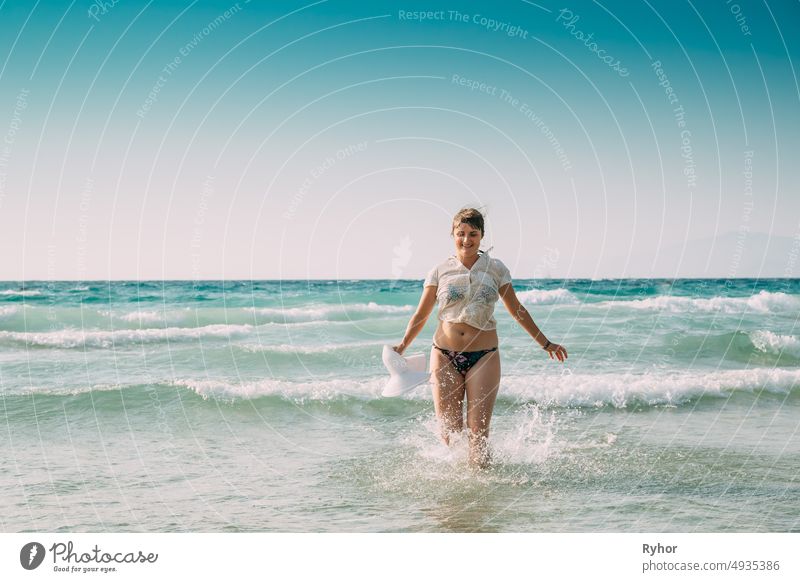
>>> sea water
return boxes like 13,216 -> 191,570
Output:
0,278 -> 798,532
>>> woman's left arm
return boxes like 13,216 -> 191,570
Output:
498,283 -> 568,362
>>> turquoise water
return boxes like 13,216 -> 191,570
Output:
1,279 -> 798,532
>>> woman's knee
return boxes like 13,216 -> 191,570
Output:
466,416 -> 490,436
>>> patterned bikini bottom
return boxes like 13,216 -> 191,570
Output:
432,343 -> 498,378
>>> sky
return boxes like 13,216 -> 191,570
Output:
0,0 -> 798,280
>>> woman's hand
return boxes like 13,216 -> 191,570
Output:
544,342 -> 568,362
392,343 -> 406,355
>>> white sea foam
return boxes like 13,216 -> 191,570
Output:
238,340 -> 387,354
620,290 -> 800,314
169,367 -> 800,407
0,324 -> 254,348
97,309 -> 169,323
171,376 -> 387,401
118,310 -> 164,323
248,302 -> 413,322
516,288 -> 579,305
749,330 -> 800,358
0,289 -> 41,296
499,367 -> 800,407
10,367 -> 799,406
8,382 -> 130,396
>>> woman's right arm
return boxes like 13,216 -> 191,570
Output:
394,286 -> 437,354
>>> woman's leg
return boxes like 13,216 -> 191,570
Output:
464,350 -> 501,468
430,346 -> 465,445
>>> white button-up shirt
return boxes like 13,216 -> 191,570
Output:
423,251 -> 512,330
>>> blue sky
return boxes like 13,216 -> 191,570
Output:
0,0 -> 798,279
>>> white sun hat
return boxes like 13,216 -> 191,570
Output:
381,345 -> 430,397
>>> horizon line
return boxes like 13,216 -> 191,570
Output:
1,276 -> 798,283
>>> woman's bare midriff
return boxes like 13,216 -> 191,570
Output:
433,321 -> 498,352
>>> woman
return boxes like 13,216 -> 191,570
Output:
393,208 -> 567,469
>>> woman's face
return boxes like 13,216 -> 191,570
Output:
452,222 -> 483,258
